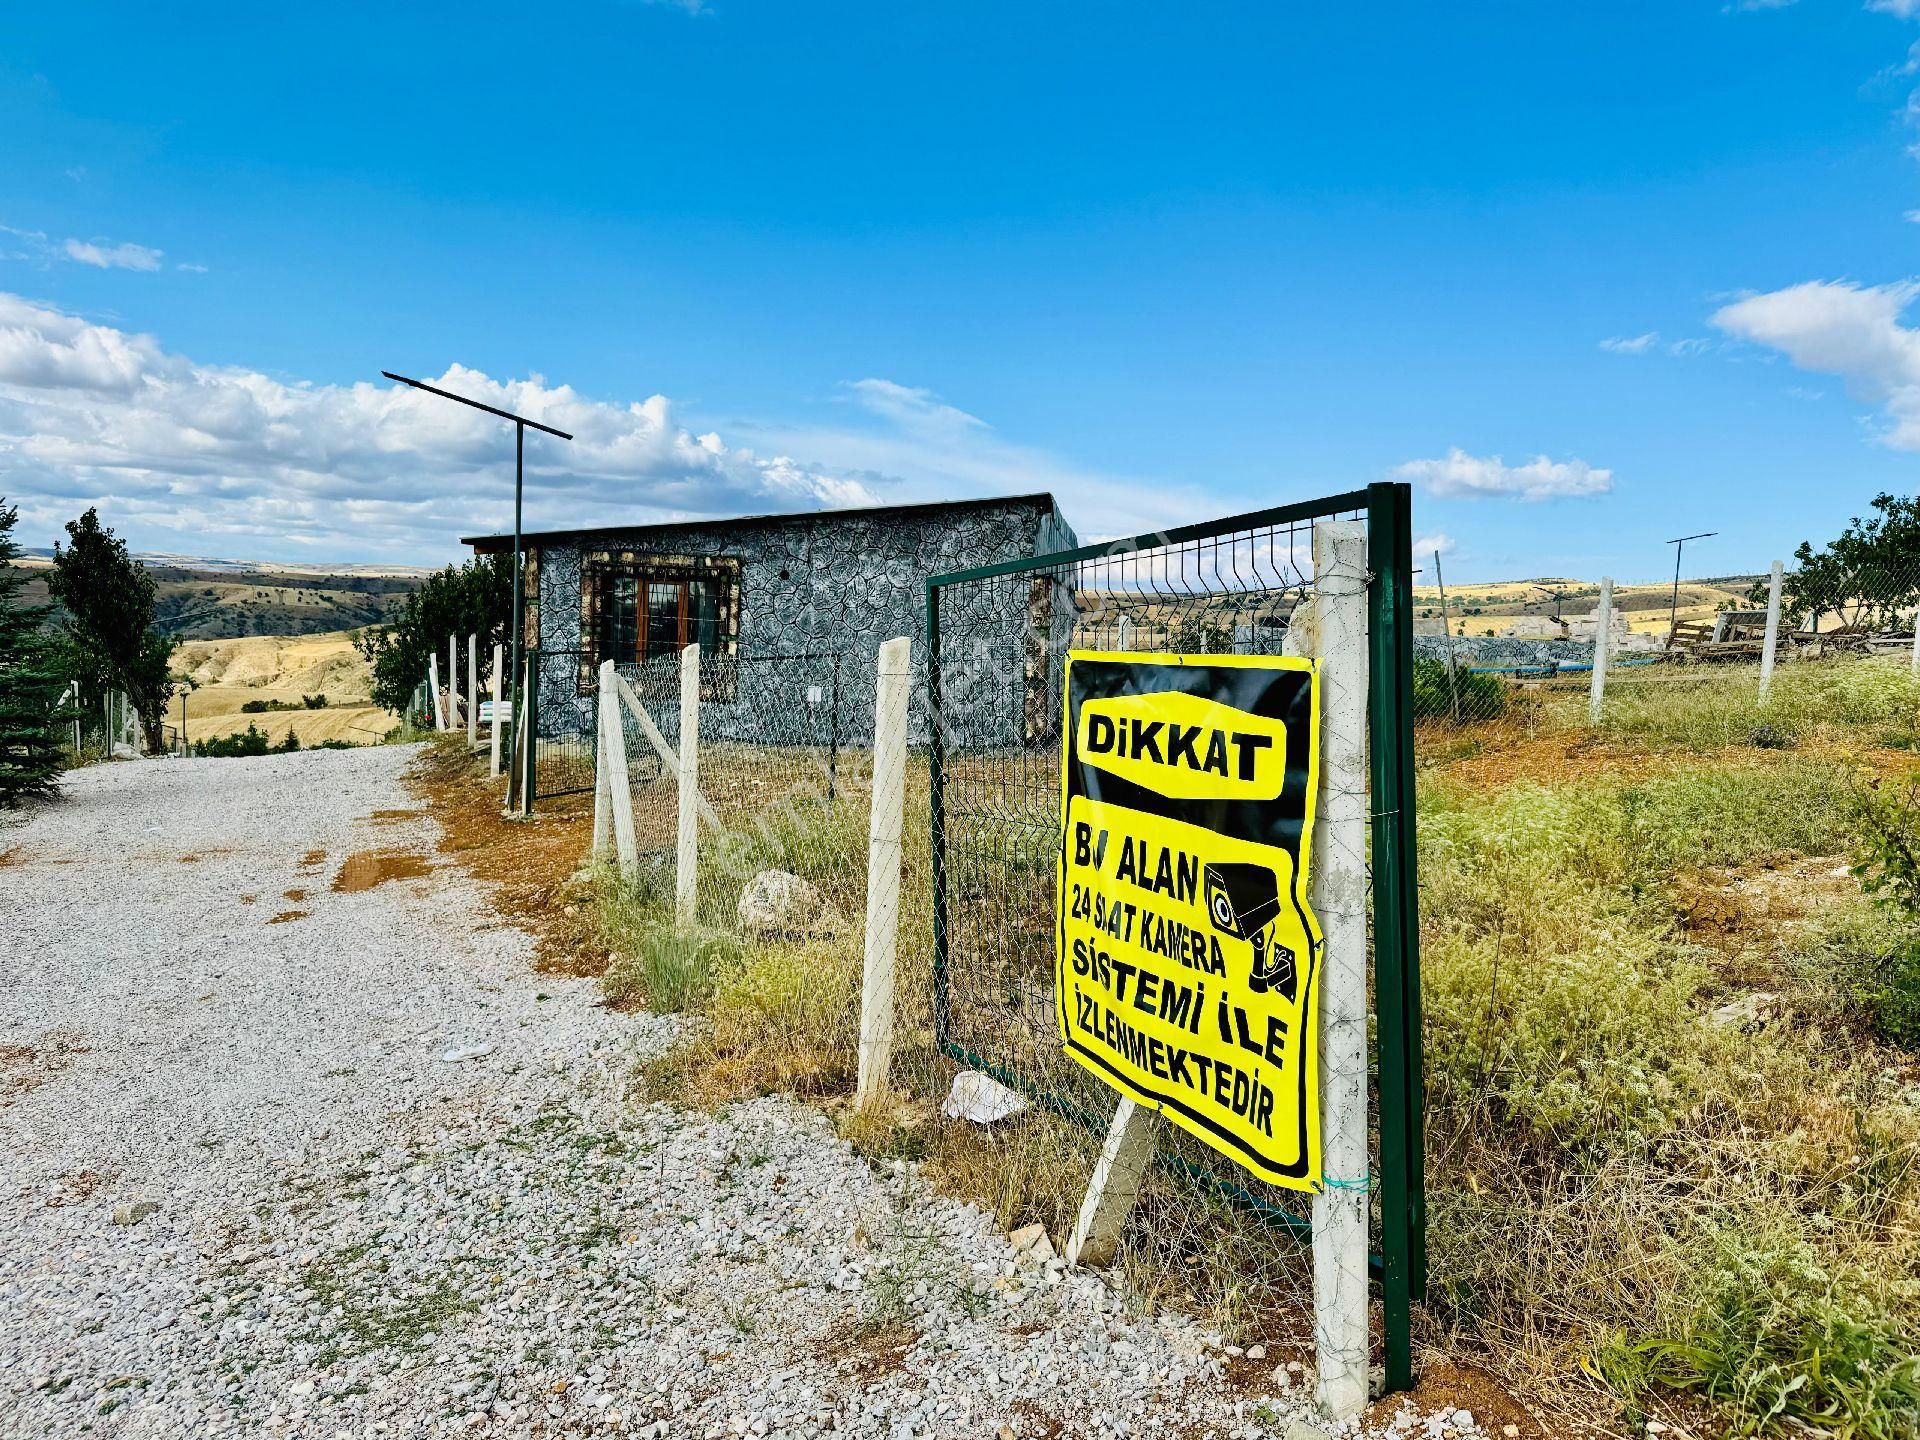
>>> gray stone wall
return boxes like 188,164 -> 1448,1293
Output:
531,499 -> 1075,745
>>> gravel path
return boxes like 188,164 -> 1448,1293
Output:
0,749 -> 1454,1440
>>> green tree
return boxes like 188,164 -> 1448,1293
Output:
1750,492 -> 1920,630
46,509 -> 177,755
356,554 -> 512,715
0,499 -> 70,804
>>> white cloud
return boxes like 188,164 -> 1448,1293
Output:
1412,533 -> 1456,560
1871,0 -> 1920,18
1393,448 -> 1614,501
1906,209 -> 1920,222
1710,278 -> 1920,447
725,377 -> 1210,541
63,238 -> 164,272
1667,336 -> 1715,356
176,262 -> 208,274
0,292 -> 881,558
1600,332 -> 1659,354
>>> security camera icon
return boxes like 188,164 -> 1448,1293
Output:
1203,862 -> 1298,1001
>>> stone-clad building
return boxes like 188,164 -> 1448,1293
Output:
463,493 -> 1078,745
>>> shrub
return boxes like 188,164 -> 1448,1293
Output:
303,693 -> 329,710
191,723 -> 304,758
602,926 -> 741,1011
1596,1234 -> 1920,1438
1412,656 -> 1510,725
664,939 -> 860,1105
1839,776 -> 1920,1046
194,724 -> 271,758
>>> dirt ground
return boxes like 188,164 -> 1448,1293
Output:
404,738 -> 606,976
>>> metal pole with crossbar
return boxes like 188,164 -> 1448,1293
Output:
379,371 -> 573,811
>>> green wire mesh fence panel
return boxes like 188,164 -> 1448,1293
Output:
926,485 -> 1424,1388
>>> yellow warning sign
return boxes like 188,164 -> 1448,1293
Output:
1056,652 -> 1323,1190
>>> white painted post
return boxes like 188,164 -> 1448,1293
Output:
1760,560 -> 1784,703
1909,584 -> 1920,679
858,637 -> 912,1105
598,661 -> 637,876
428,654 -> 446,731
613,672 -> 721,830
1588,576 -> 1613,727
467,633 -> 479,747
1065,1097 -> 1159,1268
1310,518 -> 1370,1422
676,643 -> 701,929
489,643 -> 505,776
448,635 -> 459,730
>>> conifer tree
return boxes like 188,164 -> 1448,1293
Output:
0,498 -> 69,805
47,508 -> 176,754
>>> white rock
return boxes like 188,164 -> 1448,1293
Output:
735,870 -> 845,938
941,1070 -> 1029,1124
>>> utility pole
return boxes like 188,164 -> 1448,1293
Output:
380,371 -> 573,812
1666,531 -> 1717,644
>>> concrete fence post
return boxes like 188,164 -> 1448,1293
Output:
1588,576 -> 1614,727
448,635 -> 459,730
1760,560 -> 1784,703
489,643 -> 505,776
1065,1096 -> 1159,1269
858,636 -> 912,1105
467,633 -> 479,747
676,643 -> 701,929
598,660 -> 637,876
428,653 -> 446,731
1310,518 -> 1371,1423
1909,585 -> 1920,680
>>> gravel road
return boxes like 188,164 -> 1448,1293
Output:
0,749 -> 1454,1440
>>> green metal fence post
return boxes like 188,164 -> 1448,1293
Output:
926,580 -> 953,1047
1366,480 -> 1426,1392
522,647 -> 540,814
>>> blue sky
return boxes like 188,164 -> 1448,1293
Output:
5,2 -> 1920,580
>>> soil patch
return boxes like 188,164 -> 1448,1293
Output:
370,808 -> 422,824
817,1319 -> 919,1382
283,888 -> 308,902
1365,1360 -> 1550,1439
0,846 -> 24,867
267,910 -> 309,925
331,850 -> 432,894
403,740 -> 600,975
0,1028 -> 90,1104
298,849 -> 327,872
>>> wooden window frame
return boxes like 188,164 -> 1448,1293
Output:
576,551 -> 741,697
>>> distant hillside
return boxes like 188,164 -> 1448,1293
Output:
13,551 -> 429,640
169,628 -> 399,748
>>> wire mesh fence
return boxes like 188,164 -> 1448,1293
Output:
924,489 -> 1422,1379
584,490 -> 1424,1390
1408,556 -> 1920,756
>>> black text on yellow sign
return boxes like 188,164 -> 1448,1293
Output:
1055,652 -> 1323,1190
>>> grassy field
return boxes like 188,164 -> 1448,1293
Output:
169,628 -> 398,748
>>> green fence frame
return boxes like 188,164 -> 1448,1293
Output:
926,480 -> 1426,1393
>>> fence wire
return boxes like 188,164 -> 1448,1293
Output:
1409,559 -> 1920,754
924,502 -> 1380,1349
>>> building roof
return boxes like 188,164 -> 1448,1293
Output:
461,491 -> 1063,554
